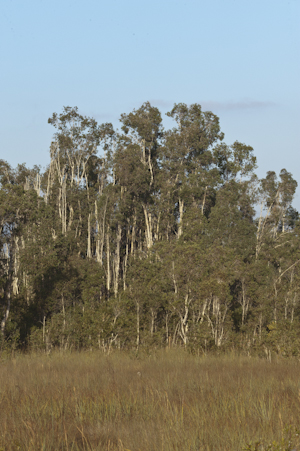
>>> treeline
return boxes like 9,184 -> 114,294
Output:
1,102 -> 299,355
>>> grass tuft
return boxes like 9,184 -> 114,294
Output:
0,351 -> 299,450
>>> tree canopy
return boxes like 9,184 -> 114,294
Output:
1,102 -> 299,356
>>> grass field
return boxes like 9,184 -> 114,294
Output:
0,350 -> 300,450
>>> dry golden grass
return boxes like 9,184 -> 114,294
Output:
0,350 -> 300,450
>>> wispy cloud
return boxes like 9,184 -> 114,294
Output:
200,100 -> 277,112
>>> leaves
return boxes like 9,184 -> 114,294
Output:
1,102 -> 300,354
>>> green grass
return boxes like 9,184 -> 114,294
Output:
0,350 -> 300,450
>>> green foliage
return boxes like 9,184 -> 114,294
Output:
0,102 -> 300,354
244,426 -> 300,451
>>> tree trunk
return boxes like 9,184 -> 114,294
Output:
143,204 -> 153,250
177,198 -> 184,239
106,230 -> 111,293
113,224 -> 122,296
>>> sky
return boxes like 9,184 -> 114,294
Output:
1,0 -> 299,206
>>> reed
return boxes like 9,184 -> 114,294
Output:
0,350 -> 299,450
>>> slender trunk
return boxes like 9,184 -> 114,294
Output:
150,309 -> 155,336
113,224 -> 122,296
206,295 -> 228,347
59,179 -> 67,235
148,150 -> 154,186
240,279 -> 249,325
138,228 -> 143,255
45,159 -> 54,204
123,240 -> 129,290
68,206 -> 74,231
141,139 -> 146,165
95,197 -> 107,265
143,204 -> 153,250
1,293 -> 10,335
285,296 -> 288,321
106,230 -> 111,293
34,173 -> 41,197
131,210 -> 137,255
1,240 -> 14,334
201,186 -> 207,215
87,213 -> 92,259
179,293 -> 189,346
177,198 -> 184,239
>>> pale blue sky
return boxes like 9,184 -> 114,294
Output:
1,0 -> 299,206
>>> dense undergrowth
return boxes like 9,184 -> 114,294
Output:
0,350 -> 300,450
